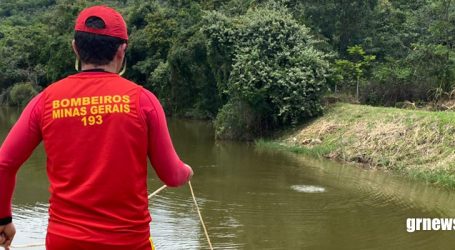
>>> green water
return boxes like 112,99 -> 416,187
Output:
1,107 -> 455,250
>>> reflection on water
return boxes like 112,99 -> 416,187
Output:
149,193 -> 201,250
13,203 -> 48,245
2,108 -> 455,250
291,185 -> 326,193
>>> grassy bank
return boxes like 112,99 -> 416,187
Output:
257,103 -> 455,188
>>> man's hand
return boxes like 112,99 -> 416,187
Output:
0,223 -> 15,250
185,164 -> 194,180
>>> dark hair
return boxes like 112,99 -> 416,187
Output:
74,16 -> 127,65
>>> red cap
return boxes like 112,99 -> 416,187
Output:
75,6 -> 128,41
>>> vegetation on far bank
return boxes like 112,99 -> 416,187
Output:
257,103 -> 455,189
2,0 -> 455,191
2,0 -> 455,140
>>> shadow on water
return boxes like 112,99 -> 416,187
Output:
2,109 -> 455,250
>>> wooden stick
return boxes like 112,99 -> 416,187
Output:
188,181 -> 214,250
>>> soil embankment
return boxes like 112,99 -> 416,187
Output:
258,103 -> 455,188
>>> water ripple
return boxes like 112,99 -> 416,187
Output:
291,184 -> 326,193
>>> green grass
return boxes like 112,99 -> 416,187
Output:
410,169 -> 455,189
258,103 -> 455,189
256,139 -> 336,158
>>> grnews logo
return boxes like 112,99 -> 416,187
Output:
407,218 -> 455,232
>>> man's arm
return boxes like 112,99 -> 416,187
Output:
140,89 -> 192,187
0,93 -> 43,223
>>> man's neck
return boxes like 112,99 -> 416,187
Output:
81,63 -> 117,73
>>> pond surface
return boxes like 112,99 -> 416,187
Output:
1,107 -> 455,250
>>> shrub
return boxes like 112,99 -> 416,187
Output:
9,82 -> 39,106
214,100 -> 262,140
204,6 -> 331,139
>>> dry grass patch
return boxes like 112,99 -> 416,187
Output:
274,103 -> 455,187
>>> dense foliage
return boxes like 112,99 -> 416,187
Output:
1,0 -> 455,139
204,7 -> 330,139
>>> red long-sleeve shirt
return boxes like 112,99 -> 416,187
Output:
0,71 -> 191,245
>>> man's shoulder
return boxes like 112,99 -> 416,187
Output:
138,87 -> 160,103
45,74 -> 144,91
117,76 -> 143,89
43,76 -> 73,92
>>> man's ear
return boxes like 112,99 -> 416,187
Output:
116,43 -> 127,58
72,40 -> 80,58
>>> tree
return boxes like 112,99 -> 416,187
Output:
335,45 -> 376,101
298,0 -> 378,55
420,0 -> 455,92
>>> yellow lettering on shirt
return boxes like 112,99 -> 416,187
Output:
52,109 -> 61,119
123,104 -> 130,113
71,98 -> 82,107
104,95 -> 112,104
113,95 -> 122,103
52,100 -> 60,109
82,97 -> 90,106
51,95 -> 132,126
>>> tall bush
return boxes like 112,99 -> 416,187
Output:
204,6 -> 331,139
